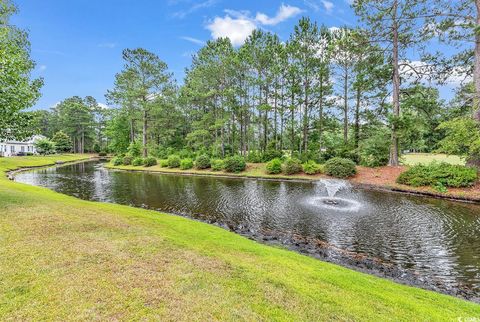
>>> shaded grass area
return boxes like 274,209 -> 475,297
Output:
402,153 -> 465,166
1,156 -> 479,320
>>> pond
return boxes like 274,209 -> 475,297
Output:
15,160 -> 480,300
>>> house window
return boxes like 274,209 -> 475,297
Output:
10,145 -> 15,153
21,146 -> 25,152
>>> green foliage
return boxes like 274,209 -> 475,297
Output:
263,149 -> 283,162
180,158 -> 194,170
34,138 -> 56,155
211,159 -> 224,171
122,155 -> 133,165
98,152 -> 107,157
247,151 -> 263,163
282,158 -> 302,175
111,156 -> 123,166
396,162 -> 477,188
127,142 -> 142,158
195,154 -> 211,169
359,128 -> 390,167
51,131 -> 72,153
324,157 -> 357,178
143,157 -> 157,167
159,159 -> 169,167
302,160 -> 323,175
167,155 -> 181,168
132,157 -> 144,166
265,158 -> 282,174
223,155 -> 246,173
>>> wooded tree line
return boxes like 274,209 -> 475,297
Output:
3,0 -> 480,166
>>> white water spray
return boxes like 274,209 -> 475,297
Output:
319,179 -> 351,197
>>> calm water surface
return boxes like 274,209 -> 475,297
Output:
15,161 -> 480,295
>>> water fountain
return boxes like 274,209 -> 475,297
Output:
308,179 -> 362,212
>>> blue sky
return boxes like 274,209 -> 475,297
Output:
13,0 -> 357,110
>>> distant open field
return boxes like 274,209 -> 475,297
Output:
401,153 -> 465,166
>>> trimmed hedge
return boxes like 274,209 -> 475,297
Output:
180,158 -> 194,170
211,159 -> 224,171
303,160 -> 322,175
195,155 -> 211,169
324,157 -> 357,178
282,158 -> 302,175
167,155 -> 181,168
143,157 -> 157,167
224,155 -> 246,173
132,157 -> 144,166
266,158 -> 282,174
397,162 -> 477,188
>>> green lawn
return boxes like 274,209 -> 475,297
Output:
1,155 -> 479,320
401,153 -> 466,166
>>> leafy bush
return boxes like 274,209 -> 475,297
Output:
324,157 -> 357,178
282,158 -> 302,175
52,131 -> 71,153
132,157 -> 144,166
195,154 -> 211,169
127,141 -> 142,157
122,155 -> 133,165
359,128 -> 390,167
98,151 -> 107,157
211,159 -> 224,171
396,162 -> 477,188
266,158 -> 282,174
303,160 -> 323,175
167,155 -> 181,168
263,149 -> 283,162
247,151 -> 263,163
180,158 -> 194,170
223,155 -> 246,173
159,159 -> 169,167
111,156 -> 123,166
34,138 -> 56,155
143,157 -> 157,167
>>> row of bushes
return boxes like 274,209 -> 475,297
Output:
397,162 -> 478,189
111,156 -> 157,167
158,154 -> 247,173
265,157 -> 356,178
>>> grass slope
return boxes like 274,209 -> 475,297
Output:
1,156 -> 479,320
402,153 -> 465,166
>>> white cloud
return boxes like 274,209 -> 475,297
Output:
38,65 -> 47,72
97,103 -> 111,109
255,4 -> 302,26
98,42 -> 116,48
322,0 -> 334,13
206,15 -> 256,46
206,4 -> 301,46
173,0 -> 217,18
180,36 -> 205,45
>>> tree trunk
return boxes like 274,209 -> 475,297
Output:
142,107 -> 148,157
389,0 -> 400,166
318,74 -> 324,158
354,86 -> 361,150
343,69 -> 349,143
475,0 -> 480,114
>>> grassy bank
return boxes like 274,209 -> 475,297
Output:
402,153 -> 465,166
1,156 -> 479,320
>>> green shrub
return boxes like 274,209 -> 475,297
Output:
266,158 -> 282,174
159,159 -> 169,167
143,157 -> 157,167
122,155 -> 133,165
127,141 -> 142,157
211,159 -> 224,171
396,162 -> 477,188
180,158 -> 194,170
223,155 -> 246,173
247,151 -> 263,163
282,158 -> 302,175
303,160 -> 322,175
98,151 -> 107,157
132,157 -> 144,166
111,156 -> 123,166
263,149 -> 283,162
167,155 -> 181,168
324,157 -> 357,178
359,128 -> 390,167
195,155 -> 211,169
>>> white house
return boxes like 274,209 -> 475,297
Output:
0,135 -> 45,157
